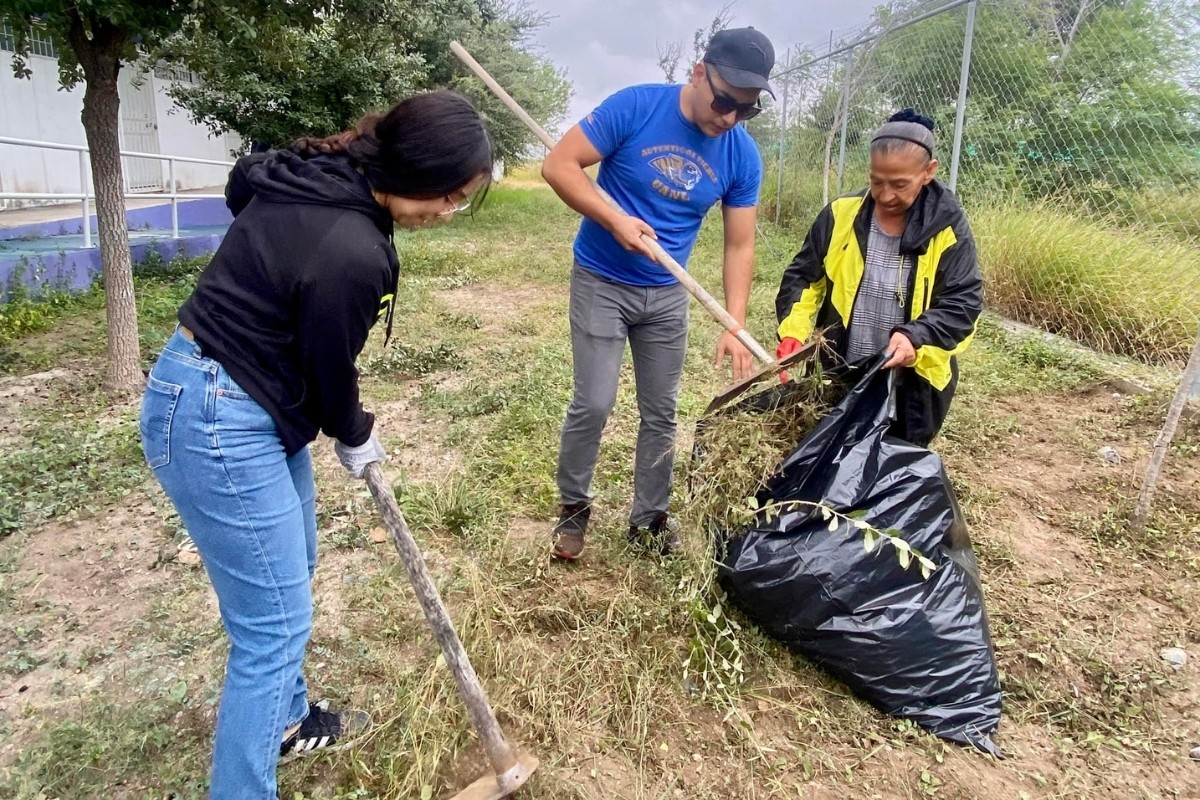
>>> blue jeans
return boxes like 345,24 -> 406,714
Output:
140,328 -> 317,800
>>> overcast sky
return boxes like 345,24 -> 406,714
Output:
523,0 -> 885,132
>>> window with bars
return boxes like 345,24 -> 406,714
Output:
153,63 -> 196,84
0,23 -> 59,58
28,26 -> 57,58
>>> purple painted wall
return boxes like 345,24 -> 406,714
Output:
0,198 -> 231,296
0,197 -> 232,242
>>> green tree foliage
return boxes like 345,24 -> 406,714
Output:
1,1 -> 324,395
158,0 -> 571,164
791,0 -> 1200,209
158,8 -> 427,150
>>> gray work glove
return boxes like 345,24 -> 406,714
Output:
334,433 -> 386,479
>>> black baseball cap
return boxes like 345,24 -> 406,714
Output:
703,27 -> 776,99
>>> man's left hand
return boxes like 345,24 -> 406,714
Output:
882,332 -> 917,369
716,330 -> 754,381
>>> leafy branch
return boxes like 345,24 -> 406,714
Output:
679,578 -> 746,702
743,497 -> 940,580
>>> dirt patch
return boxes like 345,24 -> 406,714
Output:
550,750 -> 650,800
360,383 -> 460,484
0,493 -> 175,767
0,366 -> 93,447
433,283 -> 555,335
0,368 -> 74,400
506,516 -> 547,546
934,386 -> 1200,798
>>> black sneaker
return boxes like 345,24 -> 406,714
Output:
279,700 -> 371,763
552,502 -> 591,560
627,512 -> 681,556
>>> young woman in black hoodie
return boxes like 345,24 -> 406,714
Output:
139,90 -> 493,800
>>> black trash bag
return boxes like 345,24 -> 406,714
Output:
717,358 -> 1003,756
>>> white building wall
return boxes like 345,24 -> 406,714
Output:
0,53 -> 88,202
0,54 -> 239,208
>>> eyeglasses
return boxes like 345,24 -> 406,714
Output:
436,193 -> 472,218
704,65 -> 762,122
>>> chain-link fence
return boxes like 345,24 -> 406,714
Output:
759,0 -> 1200,379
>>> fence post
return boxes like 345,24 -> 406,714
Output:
835,51 -> 855,195
169,159 -> 179,239
1131,324 -> 1200,532
948,0 -> 977,192
79,151 -> 92,249
775,47 -> 790,226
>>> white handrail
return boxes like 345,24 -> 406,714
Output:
0,135 -> 236,247
0,193 -> 226,200
0,135 -> 235,167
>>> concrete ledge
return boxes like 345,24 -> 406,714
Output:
0,196 -> 231,241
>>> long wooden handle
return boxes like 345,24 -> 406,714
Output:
364,462 -> 527,790
450,41 -> 774,365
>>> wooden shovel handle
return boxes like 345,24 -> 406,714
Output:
450,41 -> 774,365
363,462 -> 522,782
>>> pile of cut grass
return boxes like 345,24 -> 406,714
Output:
686,348 -> 845,539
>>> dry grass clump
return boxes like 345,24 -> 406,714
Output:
972,200 -> 1200,366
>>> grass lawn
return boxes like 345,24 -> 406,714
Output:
0,180 -> 1197,800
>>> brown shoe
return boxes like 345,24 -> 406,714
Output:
627,512 -> 680,557
552,503 -> 590,560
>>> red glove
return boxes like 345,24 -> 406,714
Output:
777,337 -> 802,384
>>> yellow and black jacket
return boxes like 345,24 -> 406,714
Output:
775,179 -> 983,445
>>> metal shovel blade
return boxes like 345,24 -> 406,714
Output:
703,342 -> 818,416
448,752 -> 540,800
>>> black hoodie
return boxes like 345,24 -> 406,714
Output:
178,150 -> 400,456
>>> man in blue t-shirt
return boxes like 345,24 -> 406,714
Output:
541,27 -> 773,561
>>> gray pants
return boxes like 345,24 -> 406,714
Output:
557,264 -> 689,527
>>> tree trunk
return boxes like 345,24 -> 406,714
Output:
70,16 -> 142,397
1055,0 -> 1095,79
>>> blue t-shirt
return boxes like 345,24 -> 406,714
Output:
573,84 -> 763,286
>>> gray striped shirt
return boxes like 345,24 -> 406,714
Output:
846,218 -> 912,363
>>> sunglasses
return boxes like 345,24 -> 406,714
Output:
704,66 -> 762,121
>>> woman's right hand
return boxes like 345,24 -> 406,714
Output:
777,337 -> 802,384
606,214 -> 659,261
335,433 -> 386,479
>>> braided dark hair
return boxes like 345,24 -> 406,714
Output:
290,113 -> 385,159
290,91 -> 494,201
887,108 -> 935,130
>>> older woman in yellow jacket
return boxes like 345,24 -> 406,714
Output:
774,109 -> 984,447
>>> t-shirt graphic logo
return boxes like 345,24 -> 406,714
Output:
649,154 -> 703,191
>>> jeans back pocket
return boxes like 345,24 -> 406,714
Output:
140,375 -> 183,469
